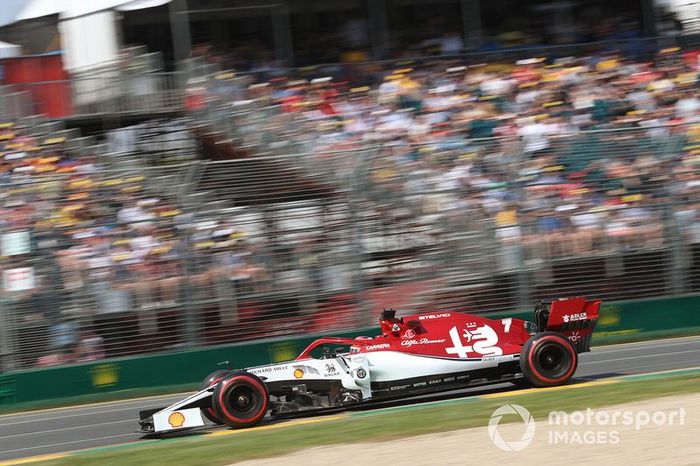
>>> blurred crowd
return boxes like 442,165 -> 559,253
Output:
2,44 -> 699,368
0,122 -> 277,367
191,9 -> 685,70
196,47 -> 700,264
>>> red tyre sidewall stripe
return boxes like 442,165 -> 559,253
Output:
217,375 -> 268,424
205,375 -> 226,419
527,335 -> 577,384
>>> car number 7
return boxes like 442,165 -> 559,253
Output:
501,318 -> 512,333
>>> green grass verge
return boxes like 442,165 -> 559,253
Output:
39,372 -> 700,466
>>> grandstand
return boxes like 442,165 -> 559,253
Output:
0,2 -> 698,373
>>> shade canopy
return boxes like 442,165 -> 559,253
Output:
15,0 -> 172,22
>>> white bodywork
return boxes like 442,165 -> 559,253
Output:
247,355 -> 372,399
146,350 -> 519,434
361,351 -> 517,382
247,351 -> 518,386
147,390 -> 211,433
152,407 -> 204,432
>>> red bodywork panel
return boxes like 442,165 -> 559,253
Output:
296,297 -> 600,360
369,311 -> 532,359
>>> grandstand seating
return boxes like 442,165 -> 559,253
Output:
0,45 -> 698,370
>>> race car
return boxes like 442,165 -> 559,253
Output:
138,296 -> 600,435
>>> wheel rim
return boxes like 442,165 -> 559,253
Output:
534,343 -> 569,378
228,385 -> 258,417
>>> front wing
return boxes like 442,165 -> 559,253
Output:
138,387 -> 215,434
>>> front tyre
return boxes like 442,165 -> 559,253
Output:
212,371 -> 269,428
520,332 -> 578,387
200,369 -> 229,425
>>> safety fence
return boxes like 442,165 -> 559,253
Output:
2,72 -> 184,119
2,293 -> 700,407
104,118 -> 200,166
0,86 -> 33,122
0,49 -> 185,120
2,36 -> 697,122
183,48 -> 700,165
0,118 -> 699,371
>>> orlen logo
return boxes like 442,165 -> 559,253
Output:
419,313 -> 451,320
563,312 -> 587,323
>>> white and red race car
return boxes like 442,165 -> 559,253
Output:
138,297 -> 600,435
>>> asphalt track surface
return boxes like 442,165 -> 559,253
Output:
1,336 -> 700,461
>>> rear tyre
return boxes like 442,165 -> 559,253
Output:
212,371 -> 269,428
520,332 -> 578,387
200,370 -> 229,425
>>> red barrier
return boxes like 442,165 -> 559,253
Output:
1,54 -> 73,117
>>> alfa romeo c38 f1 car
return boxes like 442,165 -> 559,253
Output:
138,297 -> 600,435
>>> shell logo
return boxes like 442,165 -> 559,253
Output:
293,368 -> 304,379
168,411 -> 186,428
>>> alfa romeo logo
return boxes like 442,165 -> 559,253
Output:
488,404 -> 536,451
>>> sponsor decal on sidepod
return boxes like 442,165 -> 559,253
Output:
364,343 -> 391,351
418,313 -> 451,320
401,338 -> 447,347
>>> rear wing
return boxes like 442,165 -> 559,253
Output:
533,297 -> 601,353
